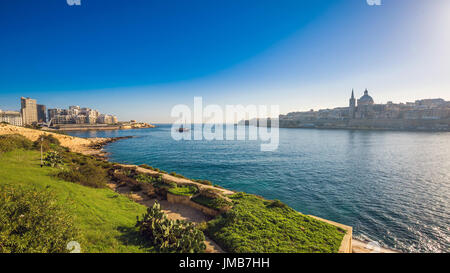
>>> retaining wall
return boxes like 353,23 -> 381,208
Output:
167,193 -> 220,217
309,215 -> 352,253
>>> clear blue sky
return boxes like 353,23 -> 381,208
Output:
1,0 -> 449,122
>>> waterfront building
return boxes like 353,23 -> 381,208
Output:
278,90 -> 450,131
68,106 -> 81,115
97,114 -> 118,124
47,108 -> 67,121
0,110 -> 23,126
37,104 -> 47,123
49,105 -> 117,126
20,97 -> 38,125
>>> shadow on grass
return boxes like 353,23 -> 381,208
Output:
116,226 -> 156,253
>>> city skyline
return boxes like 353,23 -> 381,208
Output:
1,0 -> 449,123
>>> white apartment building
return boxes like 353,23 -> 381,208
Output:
0,110 -> 23,126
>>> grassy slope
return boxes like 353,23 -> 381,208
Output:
0,149 -> 153,253
206,193 -> 345,253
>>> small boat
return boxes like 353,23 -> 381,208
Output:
178,120 -> 189,132
178,126 -> 189,132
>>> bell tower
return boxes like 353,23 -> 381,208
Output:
349,89 -> 356,118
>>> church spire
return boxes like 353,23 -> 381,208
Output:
349,89 -> 356,119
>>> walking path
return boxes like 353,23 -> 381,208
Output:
107,182 -> 224,253
118,164 -> 235,196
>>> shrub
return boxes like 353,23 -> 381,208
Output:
24,124 -> 41,130
268,199 -> 289,209
123,167 -> 137,178
193,179 -> 213,186
139,164 -> 155,171
151,177 -> 176,190
168,185 -> 198,196
43,151 -> 63,168
191,195 -> 232,210
206,193 -> 345,253
136,173 -> 155,184
170,172 -> 186,179
0,134 -> 33,153
57,161 -> 108,188
0,185 -> 80,253
33,134 -> 61,152
136,202 -> 206,253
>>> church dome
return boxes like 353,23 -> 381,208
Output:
358,89 -> 374,105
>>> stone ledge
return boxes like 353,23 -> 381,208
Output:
308,215 -> 352,253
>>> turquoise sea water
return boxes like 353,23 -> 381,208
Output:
68,125 -> 450,253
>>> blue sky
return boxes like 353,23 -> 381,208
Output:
0,0 -> 449,122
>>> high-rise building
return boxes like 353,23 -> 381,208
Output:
48,108 -> 62,121
20,97 -> 38,125
37,104 -> 47,123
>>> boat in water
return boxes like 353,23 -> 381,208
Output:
178,120 -> 189,132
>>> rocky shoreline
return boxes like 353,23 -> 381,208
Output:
88,136 -> 134,158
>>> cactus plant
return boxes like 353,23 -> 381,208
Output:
136,201 -> 206,253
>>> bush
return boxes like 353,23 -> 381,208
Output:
139,164 -> 155,171
0,185 -> 80,253
0,134 -> 33,153
136,202 -> 206,253
206,193 -> 345,253
24,124 -> 41,130
135,173 -> 155,184
33,134 -> 61,152
168,185 -> 198,196
268,199 -> 289,209
191,195 -> 232,210
170,172 -> 186,179
57,161 -> 108,188
43,151 -> 63,168
193,179 -> 213,186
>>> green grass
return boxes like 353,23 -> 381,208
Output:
206,192 -> 345,253
167,185 -> 198,196
191,195 -> 232,210
0,149 -> 154,253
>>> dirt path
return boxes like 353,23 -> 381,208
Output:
118,164 -> 235,196
107,183 -> 224,253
